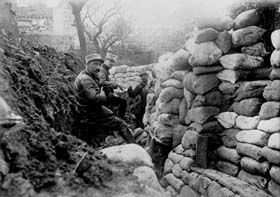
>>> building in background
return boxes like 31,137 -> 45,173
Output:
14,0 -> 78,52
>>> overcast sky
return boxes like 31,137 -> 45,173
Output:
16,0 -> 235,28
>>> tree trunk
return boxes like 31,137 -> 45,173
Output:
72,9 -> 87,59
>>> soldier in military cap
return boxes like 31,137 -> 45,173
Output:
127,71 -> 150,128
73,53 -> 135,144
99,53 -> 127,119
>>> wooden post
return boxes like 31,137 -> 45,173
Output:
196,135 -> 208,168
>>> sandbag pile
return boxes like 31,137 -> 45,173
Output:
215,9 -> 269,179
147,49 -> 192,146
109,64 -> 154,90
214,10 -> 280,197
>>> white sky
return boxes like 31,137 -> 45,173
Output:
17,0 -> 236,28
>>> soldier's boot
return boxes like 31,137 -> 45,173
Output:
120,128 -> 136,144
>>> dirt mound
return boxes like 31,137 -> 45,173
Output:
0,33 -> 113,195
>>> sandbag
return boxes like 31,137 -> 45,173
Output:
258,118 -> 280,134
192,65 -> 223,75
152,60 -> 173,83
183,72 -> 219,94
185,106 -> 220,125
271,29 -> 280,49
238,170 -> 268,190
236,130 -> 269,146
270,68 -> 280,80
101,144 -> 153,167
240,157 -> 270,176
263,80 -> 280,101
217,112 -> 238,129
248,67 -> 272,80
218,82 -> 240,95
215,31 -> 232,54
191,90 -> 222,108
270,166 -> 280,185
268,133 -> 280,150
270,49 -> 280,68
159,87 -> 183,103
173,125 -> 188,148
189,121 -> 223,134
234,86 -> 264,101
153,122 -> 173,143
179,99 -> 188,125
241,42 -> 269,57
188,41 -> 222,67
156,98 -> 181,115
235,116 -> 260,130
217,146 -> 241,164
216,69 -> 250,84
196,16 -> 234,31
171,49 -> 192,71
216,161 -> 239,176
232,98 -> 262,117
161,79 -> 184,89
237,143 -> 263,161
164,159 -> 174,174
261,146 -> 280,165
234,9 -> 260,30
183,88 -> 196,109
259,101 -> 280,120
194,28 -> 218,44
158,53 -> 173,63
232,26 -> 265,47
221,129 -> 240,148
219,53 -> 264,70
234,80 -> 268,101
170,70 -> 190,81
181,129 -> 198,149
268,180 -> 280,197
158,113 -> 179,127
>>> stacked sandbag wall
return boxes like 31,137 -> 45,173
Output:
109,64 -> 154,90
215,10 -> 280,197
162,14 -> 235,196
147,50 -> 192,146
161,9 -> 278,197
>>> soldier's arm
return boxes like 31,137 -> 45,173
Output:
101,80 -> 120,89
81,78 -> 106,104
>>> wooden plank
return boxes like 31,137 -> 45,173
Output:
191,167 -> 271,197
196,135 -> 208,168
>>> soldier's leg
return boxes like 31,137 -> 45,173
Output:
97,114 -> 135,143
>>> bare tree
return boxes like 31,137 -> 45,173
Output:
68,0 -> 88,58
83,2 -> 132,57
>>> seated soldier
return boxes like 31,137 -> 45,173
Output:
74,53 -> 135,144
127,71 -> 149,128
99,53 -> 127,119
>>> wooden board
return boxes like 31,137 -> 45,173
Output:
191,167 -> 271,197
196,135 -> 208,168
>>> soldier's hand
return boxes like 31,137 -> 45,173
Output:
118,84 -> 124,91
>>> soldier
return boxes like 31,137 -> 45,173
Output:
127,71 -> 149,128
74,53 -> 135,144
99,53 -> 127,119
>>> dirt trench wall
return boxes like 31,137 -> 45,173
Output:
146,9 -> 280,197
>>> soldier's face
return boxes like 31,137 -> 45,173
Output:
87,60 -> 102,76
104,59 -> 115,68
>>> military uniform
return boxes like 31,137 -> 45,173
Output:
99,64 -> 127,119
127,75 -> 149,128
74,67 -> 135,143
